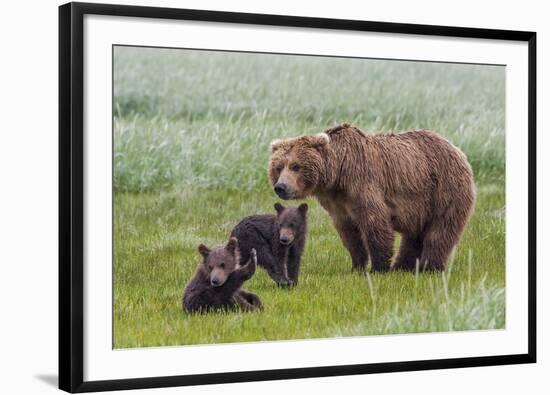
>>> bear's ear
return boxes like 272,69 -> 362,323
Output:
270,139 -> 285,153
198,244 -> 211,258
274,202 -> 285,215
298,203 -> 308,216
310,132 -> 330,148
226,237 -> 239,254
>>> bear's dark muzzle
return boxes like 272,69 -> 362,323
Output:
274,183 -> 290,199
279,236 -> 292,245
210,278 -> 222,287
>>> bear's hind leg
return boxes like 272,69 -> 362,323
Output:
239,290 -> 263,310
419,210 -> 467,271
393,235 -> 422,272
232,292 -> 256,311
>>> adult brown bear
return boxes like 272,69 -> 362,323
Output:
268,123 -> 475,272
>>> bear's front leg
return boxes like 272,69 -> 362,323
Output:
286,252 -> 299,285
256,247 -> 292,286
355,202 -> 394,272
216,249 -> 258,302
332,216 -> 370,271
235,248 -> 258,281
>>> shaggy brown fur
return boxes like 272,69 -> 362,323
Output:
269,123 -> 476,272
182,238 -> 262,313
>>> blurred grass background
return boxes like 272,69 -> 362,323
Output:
113,46 -> 505,348
114,48 -> 504,193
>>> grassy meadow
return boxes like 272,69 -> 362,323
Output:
113,46 -> 505,348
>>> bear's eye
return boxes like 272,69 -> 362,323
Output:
290,164 -> 300,172
276,165 -> 284,173
219,262 -> 225,268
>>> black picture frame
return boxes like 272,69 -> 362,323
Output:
59,2 -> 537,393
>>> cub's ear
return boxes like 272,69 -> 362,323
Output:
274,202 -> 285,215
298,203 -> 308,216
226,237 -> 239,254
270,139 -> 285,153
198,244 -> 211,258
310,133 -> 330,149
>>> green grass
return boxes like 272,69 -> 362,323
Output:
113,46 -> 505,348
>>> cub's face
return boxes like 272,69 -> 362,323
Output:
268,133 -> 329,200
274,203 -> 308,245
198,237 -> 240,287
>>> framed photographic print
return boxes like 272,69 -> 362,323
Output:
59,2 -> 537,392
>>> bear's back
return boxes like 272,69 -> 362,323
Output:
325,126 -> 474,223
387,129 -> 474,189
329,126 -> 473,194
231,214 -> 276,263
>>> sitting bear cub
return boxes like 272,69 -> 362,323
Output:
231,203 -> 308,287
182,237 -> 262,313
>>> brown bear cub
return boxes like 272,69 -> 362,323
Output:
230,203 -> 308,287
182,237 -> 262,313
269,123 -> 475,272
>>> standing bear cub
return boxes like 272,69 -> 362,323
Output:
231,203 -> 308,287
269,123 -> 475,272
182,237 -> 262,313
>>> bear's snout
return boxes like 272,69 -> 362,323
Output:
210,277 -> 222,287
274,183 -> 289,199
279,235 -> 291,245
279,227 -> 295,245
210,269 -> 227,287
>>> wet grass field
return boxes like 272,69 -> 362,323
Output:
113,47 -> 505,348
